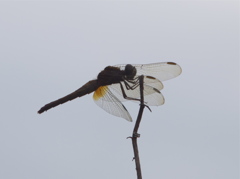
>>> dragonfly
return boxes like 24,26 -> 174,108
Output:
38,62 -> 182,122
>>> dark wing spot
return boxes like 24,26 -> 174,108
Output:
146,76 -> 156,79
167,62 -> 177,65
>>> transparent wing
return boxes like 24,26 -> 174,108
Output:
143,75 -> 164,90
115,62 -> 182,81
93,86 -> 132,122
109,76 -> 165,106
142,88 -> 165,106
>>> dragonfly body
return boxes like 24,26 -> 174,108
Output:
38,65 -> 136,114
38,62 -> 182,121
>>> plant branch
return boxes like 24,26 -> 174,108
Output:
131,75 -> 145,179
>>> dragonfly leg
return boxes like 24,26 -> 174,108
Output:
124,77 -> 139,90
120,77 -> 148,105
119,82 -> 141,102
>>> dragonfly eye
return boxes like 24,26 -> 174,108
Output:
125,64 -> 136,79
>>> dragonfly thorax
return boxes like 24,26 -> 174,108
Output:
124,64 -> 136,80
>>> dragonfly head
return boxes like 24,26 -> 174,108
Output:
124,64 -> 136,80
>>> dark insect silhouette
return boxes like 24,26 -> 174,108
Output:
38,62 -> 182,121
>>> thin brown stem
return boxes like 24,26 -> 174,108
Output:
131,75 -> 145,179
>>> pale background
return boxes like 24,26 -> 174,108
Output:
0,1 -> 239,179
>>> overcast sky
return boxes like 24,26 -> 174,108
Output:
0,1 -> 239,179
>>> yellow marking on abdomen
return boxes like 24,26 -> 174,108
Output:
93,86 -> 108,101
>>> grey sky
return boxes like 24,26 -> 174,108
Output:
0,1 -> 239,179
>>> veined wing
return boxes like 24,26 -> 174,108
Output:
115,62 -> 182,81
93,86 -> 132,122
109,76 -> 165,106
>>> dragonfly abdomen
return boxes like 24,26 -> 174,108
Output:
38,80 -> 99,114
